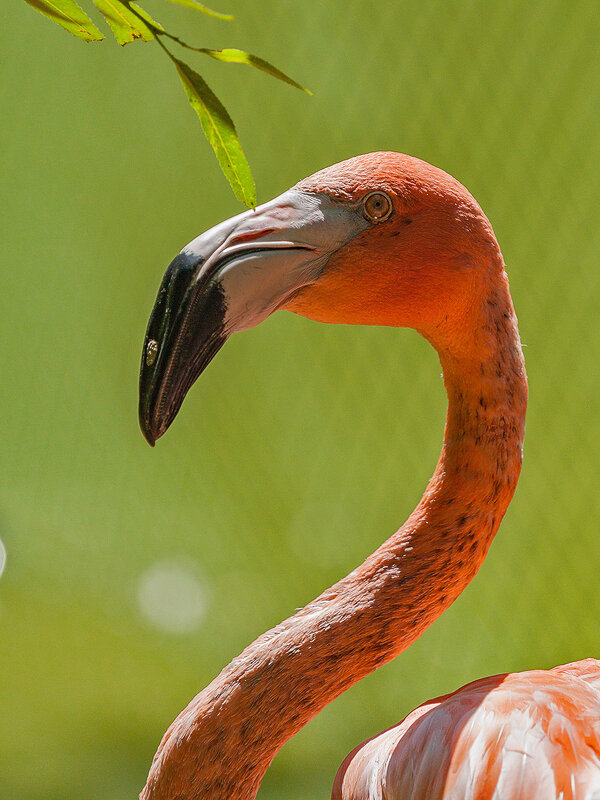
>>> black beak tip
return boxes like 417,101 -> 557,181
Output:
138,405 -> 157,447
143,428 -> 156,448
138,252 -> 229,448
138,251 -> 202,448
139,356 -> 159,446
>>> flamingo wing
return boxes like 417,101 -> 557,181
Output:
332,660 -> 600,800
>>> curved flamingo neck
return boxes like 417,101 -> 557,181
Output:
141,269 -> 527,800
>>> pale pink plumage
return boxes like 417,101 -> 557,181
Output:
333,659 -> 600,800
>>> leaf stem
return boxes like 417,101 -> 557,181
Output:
154,29 -> 176,61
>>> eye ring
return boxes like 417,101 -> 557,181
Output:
362,191 -> 393,223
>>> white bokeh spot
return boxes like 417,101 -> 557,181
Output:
137,560 -> 208,635
0,538 -> 6,580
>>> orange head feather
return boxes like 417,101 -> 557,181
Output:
287,152 -> 504,357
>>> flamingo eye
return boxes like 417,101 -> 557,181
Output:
362,192 -> 393,223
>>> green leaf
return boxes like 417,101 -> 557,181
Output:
163,0 -> 233,21
129,2 -> 164,32
23,0 -> 104,42
92,0 -> 154,45
174,59 -> 256,208
198,48 -> 312,94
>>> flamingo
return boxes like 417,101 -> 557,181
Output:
138,152 -> 600,799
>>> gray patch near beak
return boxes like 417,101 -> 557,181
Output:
182,189 -> 367,334
139,189 -> 368,444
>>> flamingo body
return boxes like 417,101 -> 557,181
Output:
334,659 -> 600,800
138,153 -> 600,800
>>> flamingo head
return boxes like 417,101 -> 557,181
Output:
139,152 -> 502,445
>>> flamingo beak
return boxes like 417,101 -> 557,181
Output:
139,189 -> 368,445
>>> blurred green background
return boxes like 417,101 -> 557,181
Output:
1,1 -> 599,798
